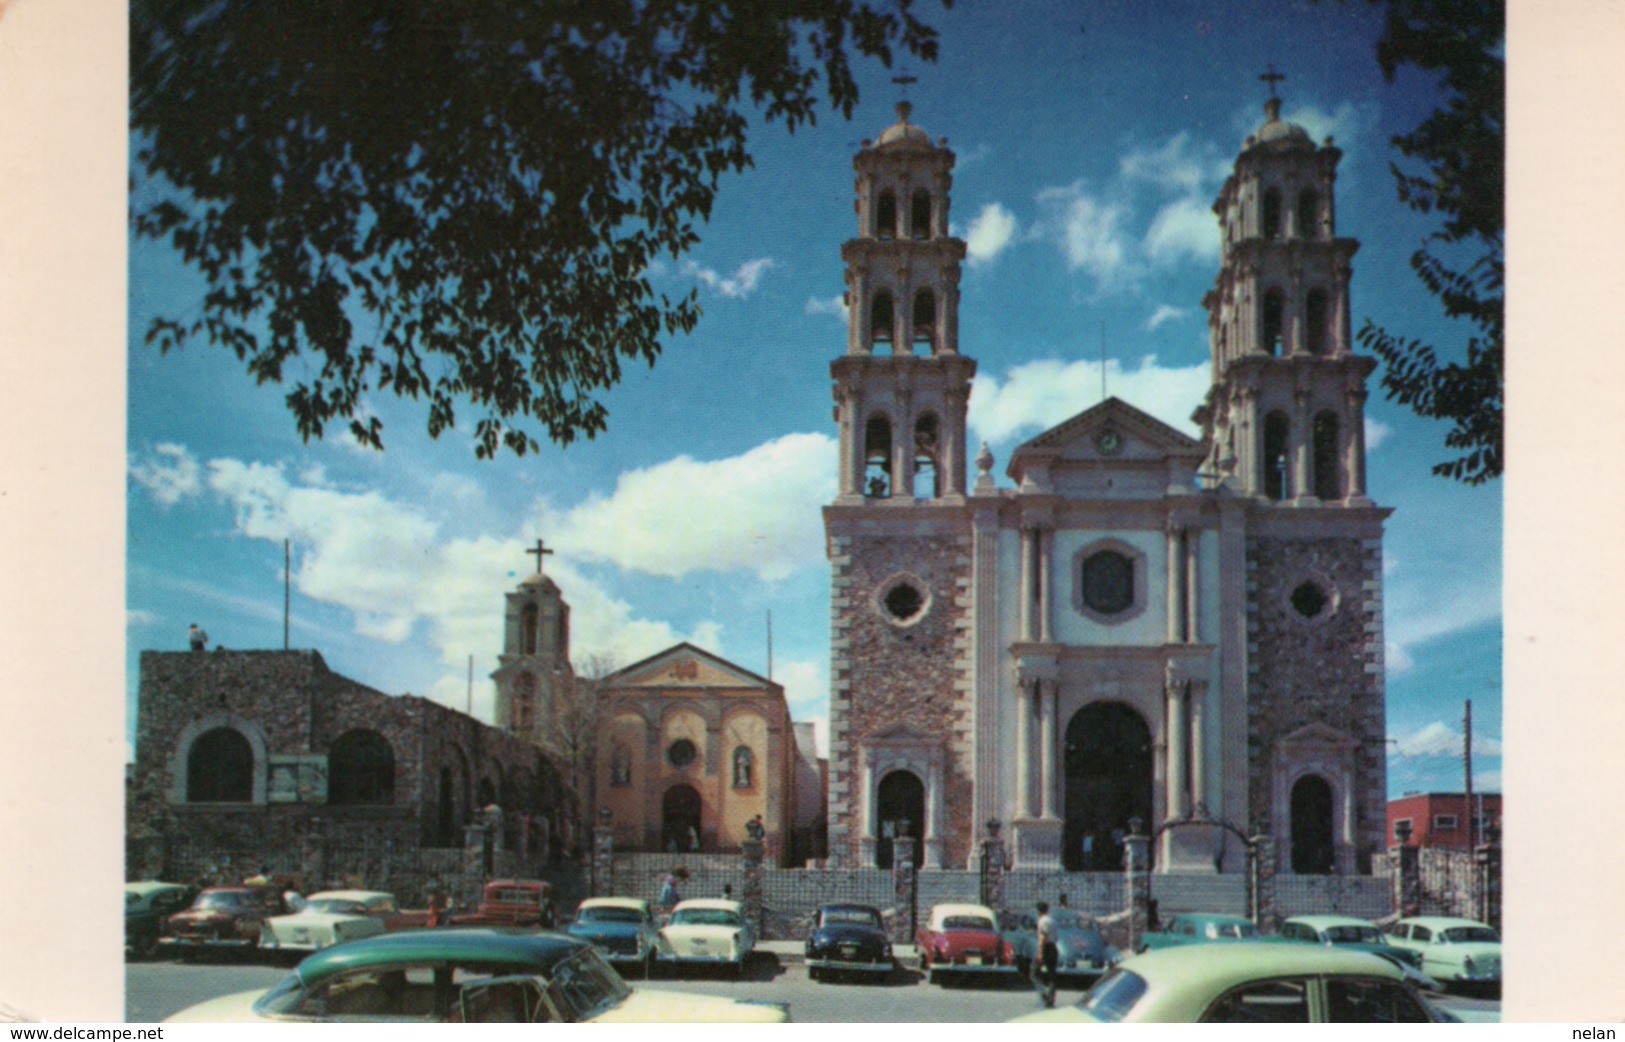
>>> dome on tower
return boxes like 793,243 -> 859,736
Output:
1247,96 -> 1313,150
875,101 -> 934,148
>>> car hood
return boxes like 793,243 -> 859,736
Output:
164,989 -> 268,1023
593,990 -> 786,1023
1007,1006 -> 1105,1024
662,923 -> 741,941
811,923 -> 886,944
568,920 -> 642,941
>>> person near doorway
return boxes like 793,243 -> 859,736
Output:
1031,900 -> 1059,1008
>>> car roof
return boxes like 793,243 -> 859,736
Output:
672,899 -> 741,912
1285,915 -> 1377,929
1171,912 -> 1255,926
292,928 -> 588,982
486,878 -> 549,888
307,890 -> 392,903
1398,916 -> 1491,929
125,881 -> 189,896
818,903 -> 881,914
579,897 -> 649,911
1126,942 -> 1402,991
930,903 -> 996,923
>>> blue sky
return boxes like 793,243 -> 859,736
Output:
126,0 -> 1502,798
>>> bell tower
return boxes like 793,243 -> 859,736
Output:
824,103 -> 979,870
1197,80 -> 1373,507
492,539 -> 575,746
832,101 -> 976,504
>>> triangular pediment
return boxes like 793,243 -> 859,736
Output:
1278,721 -> 1358,749
861,722 -> 937,745
1010,397 -> 1201,467
605,642 -> 774,691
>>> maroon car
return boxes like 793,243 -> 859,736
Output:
162,885 -> 289,956
448,879 -> 556,929
915,902 -> 1018,986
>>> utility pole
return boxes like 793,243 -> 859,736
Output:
283,539 -> 291,650
766,609 -> 773,681
1463,699 -> 1475,849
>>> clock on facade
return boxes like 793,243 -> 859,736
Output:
1095,429 -> 1123,455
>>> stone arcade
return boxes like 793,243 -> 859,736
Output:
823,96 -> 1389,875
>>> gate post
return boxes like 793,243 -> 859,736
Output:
462,821 -> 490,910
1389,842 -> 1421,918
591,810 -> 615,898
1123,820 -> 1150,952
978,819 -> 1006,910
1249,834 -> 1278,931
891,837 -> 918,944
1474,827 -> 1501,931
300,818 -> 326,891
742,838 -> 766,933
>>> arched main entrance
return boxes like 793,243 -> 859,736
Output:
1290,774 -> 1335,874
875,770 -> 925,869
186,727 -> 253,802
1062,701 -> 1154,871
662,784 -> 702,853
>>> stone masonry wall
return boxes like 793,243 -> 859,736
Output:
828,524 -> 973,867
1245,536 -> 1387,866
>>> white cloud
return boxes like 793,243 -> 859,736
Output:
805,295 -> 849,322
968,355 -> 1210,446
775,658 -> 828,758
1118,132 -> 1221,194
1473,770 -> 1501,793
1144,196 -> 1219,265
1392,721 -> 1503,759
127,609 -> 158,627
964,202 -> 1017,266
130,443 -> 202,506
547,432 -> 837,582
1365,417 -> 1392,452
1146,305 -> 1190,331
1282,101 -> 1363,150
1034,182 -> 1133,285
682,257 -> 776,299
1384,640 -> 1414,674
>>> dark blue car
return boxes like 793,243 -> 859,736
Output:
805,903 -> 894,982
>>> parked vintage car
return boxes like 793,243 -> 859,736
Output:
260,895 -> 391,959
125,882 -> 195,960
1009,943 -> 1481,1023
162,885 -> 291,956
1280,914 -> 1434,987
298,889 -> 433,932
164,928 -> 790,1022
565,897 -> 662,979
447,879 -> 556,929
804,903 -> 893,982
1139,912 -> 1262,951
1385,916 -> 1502,989
999,907 -> 1121,981
915,902 -> 1017,985
657,898 -> 757,976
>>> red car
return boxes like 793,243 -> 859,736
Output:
448,879 -> 556,929
915,902 -> 1018,985
162,885 -> 290,956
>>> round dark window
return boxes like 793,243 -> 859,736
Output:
667,739 -> 698,769
1291,581 -> 1329,619
884,582 -> 924,621
1081,551 -> 1135,615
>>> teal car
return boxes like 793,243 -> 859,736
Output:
999,908 -> 1122,981
1386,916 -> 1501,989
1140,912 -> 1262,951
1008,944 -> 1478,1023
164,928 -> 790,1022
1280,916 -> 1431,977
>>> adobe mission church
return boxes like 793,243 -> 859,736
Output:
818,92 -> 1389,877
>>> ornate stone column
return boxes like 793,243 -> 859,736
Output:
1185,529 -> 1201,642
1015,680 -> 1034,819
1189,680 -> 1208,814
891,388 -> 912,499
1165,523 -> 1182,642
1038,680 -> 1057,820
1019,525 -> 1036,641
1345,385 -> 1369,501
1038,527 -> 1054,643
1166,676 -> 1189,821
1290,389 -> 1311,502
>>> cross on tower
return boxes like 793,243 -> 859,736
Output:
525,538 -> 554,574
891,73 -> 918,97
1258,64 -> 1285,100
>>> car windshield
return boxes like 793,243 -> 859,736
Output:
1076,968 -> 1148,1022
1324,925 -> 1384,945
1053,911 -> 1093,930
1206,921 -> 1259,939
670,908 -> 740,927
488,889 -> 542,907
942,915 -> 995,931
195,892 -> 255,911
549,949 -> 630,1020
1439,926 -> 1499,944
822,909 -> 881,928
304,899 -> 369,916
578,906 -> 643,924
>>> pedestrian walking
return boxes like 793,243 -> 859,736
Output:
1031,900 -> 1059,1007
658,865 -> 688,918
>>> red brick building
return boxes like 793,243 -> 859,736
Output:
1386,792 -> 1502,850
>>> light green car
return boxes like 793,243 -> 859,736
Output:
1385,916 -> 1502,988
1009,943 -> 1477,1023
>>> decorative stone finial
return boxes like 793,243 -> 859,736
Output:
976,441 -> 993,475
896,100 -> 912,125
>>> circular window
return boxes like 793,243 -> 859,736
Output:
1081,551 -> 1135,615
1291,581 -> 1329,619
667,739 -> 698,769
884,583 -> 924,621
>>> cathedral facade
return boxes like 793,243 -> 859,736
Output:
824,97 -> 1389,875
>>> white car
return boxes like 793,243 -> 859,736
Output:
1386,916 -> 1502,988
658,898 -> 756,976
260,892 -> 391,956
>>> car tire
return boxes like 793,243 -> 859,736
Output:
808,966 -> 822,983
927,967 -> 941,987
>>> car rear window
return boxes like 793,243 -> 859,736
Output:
670,909 -> 740,927
1439,926 -> 1498,943
1076,968 -> 1148,1022
942,915 -> 994,931
823,909 -> 881,928
579,906 -> 643,924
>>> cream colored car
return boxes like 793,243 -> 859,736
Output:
658,898 -> 757,976
260,892 -> 392,956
